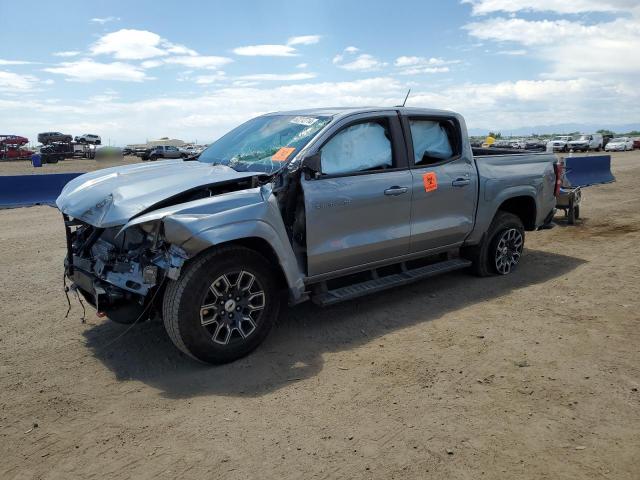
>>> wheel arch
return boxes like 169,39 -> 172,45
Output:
175,219 -> 306,303
213,236 -> 288,290
496,195 -> 537,231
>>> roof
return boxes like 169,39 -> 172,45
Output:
264,106 -> 458,120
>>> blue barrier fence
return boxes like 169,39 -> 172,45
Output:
0,173 -> 82,208
564,155 -> 615,188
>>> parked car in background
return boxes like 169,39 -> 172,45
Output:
509,139 -> 527,149
603,135 -> 614,148
74,134 -> 101,145
140,145 -> 184,161
568,133 -> 603,152
524,140 -> 547,152
604,137 -> 634,151
547,135 -> 573,152
178,145 -> 205,157
38,131 -> 73,144
72,143 -> 96,159
0,145 -> 34,160
0,134 -> 29,146
122,148 -> 134,156
57,106 -> 559,364
632,138 -> 640,150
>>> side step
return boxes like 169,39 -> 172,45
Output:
312,258 -> 472,307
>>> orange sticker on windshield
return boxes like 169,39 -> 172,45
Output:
272,147 -> 295,162
423,172 -> 438,192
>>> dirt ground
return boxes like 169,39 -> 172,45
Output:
1,151 -> 639,479
0,156 -> 141,175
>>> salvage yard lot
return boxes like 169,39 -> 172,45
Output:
1,151 -> 639,479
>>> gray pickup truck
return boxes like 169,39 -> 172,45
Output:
140,145 -> 184,161
57,107 -> 559,364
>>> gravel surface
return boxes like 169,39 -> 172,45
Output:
1,151 -> 638,479
0,156 -> 141,175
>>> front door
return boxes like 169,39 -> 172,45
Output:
302,114 -> 412,277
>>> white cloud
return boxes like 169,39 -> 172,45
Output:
462,0 -> 637,15
164,55 -> 232,69
43,59 -> 149,82
194,72 -> 227,84
236,73 -> 317,81
287,35 -> 321,46
141,60 -> 164,69
2,75 -> 639,145
393,56 -> 458,74
53,51 -> 81,57
87,29 -> 231,71
333,48 -> 387,71
91,29 -> 168,60
90,16 -> 120,24
400,66 -> 450,75
165,44 -> 198,56
0,59 -> 35,65
296,63 -> 308,69
233,34 -> 320,57
464,16 -> 640,77
497,49 -> 527,55
0,70 -> 41,91
232,44 -> 298,56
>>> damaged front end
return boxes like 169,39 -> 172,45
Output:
62,214 -> 187,323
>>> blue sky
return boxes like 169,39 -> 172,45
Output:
1,0 -> 639,145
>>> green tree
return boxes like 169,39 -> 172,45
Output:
488,131 -> 502,139
596,129 -> 615,136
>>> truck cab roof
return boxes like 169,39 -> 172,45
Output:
263,106 -> 459,121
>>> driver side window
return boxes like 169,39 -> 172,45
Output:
320,120 -> 393,176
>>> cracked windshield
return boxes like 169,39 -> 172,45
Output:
198,114 -> 330,173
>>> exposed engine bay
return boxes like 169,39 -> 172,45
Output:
61,170 -> 308,323
64,216 -> 188,322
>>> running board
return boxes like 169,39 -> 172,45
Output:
312,258 -> 472,307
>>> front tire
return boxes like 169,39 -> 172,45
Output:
162,246 -> 280,364
463,211 -> 525,277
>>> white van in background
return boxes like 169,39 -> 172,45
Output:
568,133 -> 603,152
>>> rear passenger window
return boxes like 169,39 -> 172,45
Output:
410,119 -> 456,165
320,120 -> 393,176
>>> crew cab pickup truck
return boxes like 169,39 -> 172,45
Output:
140,145 -> 184,161
57,107 -> 559,364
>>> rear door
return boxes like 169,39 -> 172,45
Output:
402,115 -> 478,253
165,146 -> 181,158
302,112 -> 412,277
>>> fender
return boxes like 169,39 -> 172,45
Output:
122,185 -> 307,302
467,185 -> 539,245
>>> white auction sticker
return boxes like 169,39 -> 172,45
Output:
290,116 -> 318,126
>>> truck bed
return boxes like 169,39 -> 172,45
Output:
466,150 -> 557,244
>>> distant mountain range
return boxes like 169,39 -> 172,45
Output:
467,123 -> 640,137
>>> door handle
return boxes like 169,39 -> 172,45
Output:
384,186 -> 408,196
452,178 -> 471,187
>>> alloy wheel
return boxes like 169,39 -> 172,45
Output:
494,228 -> 523,275
199,270 -> 265,345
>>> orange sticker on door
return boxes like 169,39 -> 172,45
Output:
272,147 -> 296,162
422,172 -> 438,192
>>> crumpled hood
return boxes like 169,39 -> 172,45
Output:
56,159 -> 260,227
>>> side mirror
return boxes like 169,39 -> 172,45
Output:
302,153 -> 322,178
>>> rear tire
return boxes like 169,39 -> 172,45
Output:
162,246 -> 281,364
463,211 -> 525,277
